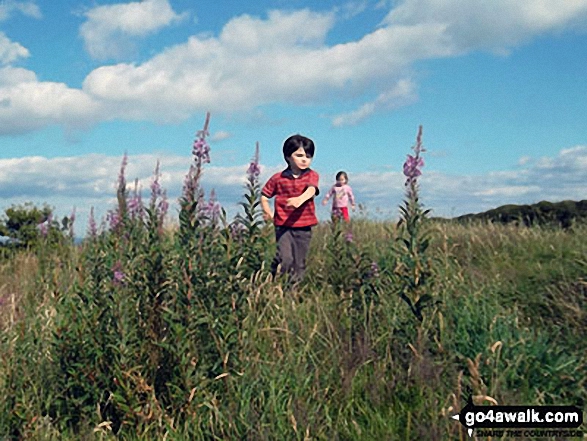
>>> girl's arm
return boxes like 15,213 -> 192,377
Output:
321,186 -> 334,205
347,186 -> 356,209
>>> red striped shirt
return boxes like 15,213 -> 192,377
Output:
262,168 -> 320,228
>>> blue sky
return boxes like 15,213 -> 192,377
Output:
1,0 -> 586,235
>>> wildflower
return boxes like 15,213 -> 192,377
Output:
202,189 -> 221,223
88,207 -> 97,238
229,222 -> 245,241
37,222 -> 48,237
158,197 -> 169,221
403,154 -> 424,183
106,210 -> 121,230
127,193 -> 143,219
124,178 -> 141,219
193,138 -> 210,164
182,164 -> 198,204
345,231 -> 353,243
37,214 -> 52,237
181,112 -> 211,206
247,142 -> 261,181
118,152 -> 128,191
369,261 -> 380,278
397,125 -> 432,322
403,125 -> 425,186
150,161 -> 168,223
115,153 -> 129,220
192,112 -> 211,164
112,261 -> 125,285
150,166 -> 162,202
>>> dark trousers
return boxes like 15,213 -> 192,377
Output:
271,226 -> 312,283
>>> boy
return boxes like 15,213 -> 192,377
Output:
261,134 -> 319,284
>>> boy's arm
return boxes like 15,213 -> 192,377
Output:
261,174 -> 276,221
261,195 -> 273,220
286,186 -> 316,209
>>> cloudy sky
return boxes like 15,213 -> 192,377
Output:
1,0 -> 586,235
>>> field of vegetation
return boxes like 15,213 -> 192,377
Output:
1,118 -> 585,440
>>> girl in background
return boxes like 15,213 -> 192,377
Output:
322,171 -> 355,222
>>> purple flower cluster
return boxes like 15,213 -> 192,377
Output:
37,214 -> 52,237
182,165 -> 199,204
193,112 -> 211,164
127,193 -> 143,220
369,261 -> 380,279
403,154 -> 424,183
112,261 -> 125,285
106,210 -> 121,230
403,125 -> 426,186
201,189 -> 221,223
182,113 -> 211,205
128,179 -> 144,220
150,162 -> 169,224
229,222 -> 245,241
345,231 -> 354,243
107,153 -> 130,232
193,137 -> 210,164
247,142 -> 261,182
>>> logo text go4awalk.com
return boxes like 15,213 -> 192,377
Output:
451,396 -> 583,438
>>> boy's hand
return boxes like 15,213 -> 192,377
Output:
263,211 -> 273,221
286,196 -> 303,208
352,204 -> 356,211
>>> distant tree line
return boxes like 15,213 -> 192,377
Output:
0,202 -> 73,248
447,200 -> 587,229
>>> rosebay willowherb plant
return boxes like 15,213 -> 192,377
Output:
45,112 -> 249,434
231,142 -> 271,274
48,145 -> 179,432
396,125 -> 437,321
178,112 -> 211,238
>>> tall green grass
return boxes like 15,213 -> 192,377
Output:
0,120 -> 585,439
1,220 -> 585,439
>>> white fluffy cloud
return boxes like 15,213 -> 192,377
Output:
0,33 -> 29,64
0,67 -> 103,135
1,146 -> 586,233
0,0 -> 41,21
79,1 -> 587,124
0,153 -> 260,201
1,1 -> 587,133
80,0 -> 188,60
81,9 -> 341,120
211,131 -> 232,142
383,0 -> 587,54
331,79 -> 418,127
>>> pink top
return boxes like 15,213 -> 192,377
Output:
324,184 -> 355,209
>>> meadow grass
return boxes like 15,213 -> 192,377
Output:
0,219 -> 585,440
0,120 -> 585,439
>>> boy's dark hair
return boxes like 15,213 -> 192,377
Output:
283,134 -> 315,160
336,171 -> 348,181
